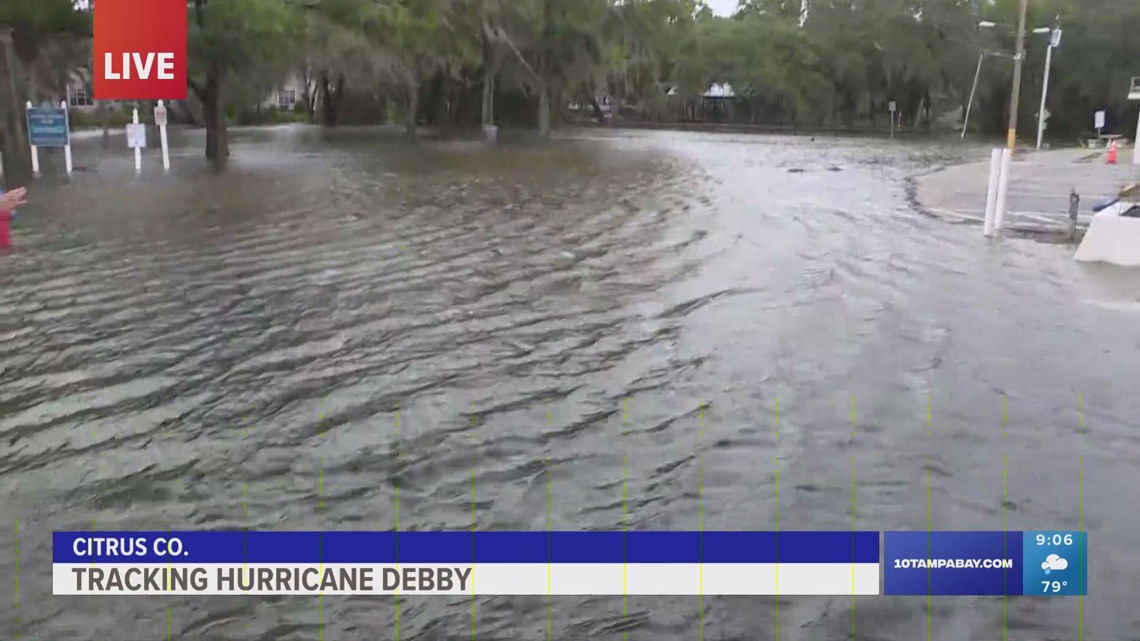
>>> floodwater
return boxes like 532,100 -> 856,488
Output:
3,125 -> 1140,640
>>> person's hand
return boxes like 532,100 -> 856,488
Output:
0,187 -> 27,210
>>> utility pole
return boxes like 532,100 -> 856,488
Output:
1006,0 -> 1030,151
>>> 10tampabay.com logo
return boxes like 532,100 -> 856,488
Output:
93,0 -> 187,100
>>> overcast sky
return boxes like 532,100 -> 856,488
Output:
704,0 -> 738,16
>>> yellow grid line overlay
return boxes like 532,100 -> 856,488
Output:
1078,395 -> 1083,640
395,404 -> 400,641
926,395 -> 931,641
318,401 -> 325,641
850,395 -> 855,641
1002,395 -> 1008,641
470,410 -> 476,641
167,527 -> 173,633
14,518 -> 18,640
775,397 -> 779,641
241,411 -> 248,639
547,455 -> 552,641
171,408 -> 184,636
42,392 -> 1091,633
698,399 -> 704,641
622,398 -> 628,641
547,402 -> 552,641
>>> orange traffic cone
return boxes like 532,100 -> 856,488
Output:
1108,139 -> 1118,164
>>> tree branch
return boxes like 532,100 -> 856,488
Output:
187,77 -> 207,102
496,24 -> 542,87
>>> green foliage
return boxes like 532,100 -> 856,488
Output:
0,0 -> 91,42
190,0 -> 1140,135
228,104 -> 311,125
189,0 -> 305,80
69,108 -> 143,130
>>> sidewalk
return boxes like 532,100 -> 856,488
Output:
913,146 -> 1140,234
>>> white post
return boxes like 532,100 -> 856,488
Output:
25,101 -> 39,177
1035,43 -> 1053,150
1134,106 -> 1140,166
61,100 -> 73,175
157,100 -> 170,171
132,107 -> 141,174
983,147 -> 1002,237
994,147 -> 1013,232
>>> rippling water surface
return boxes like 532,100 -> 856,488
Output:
3,126 -> 1140,640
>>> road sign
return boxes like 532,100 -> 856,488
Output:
154,103 -> 167,127
126,123 -> 147,148
26,106 -> 70,147
1094,110 -> 1105,130
1050,29 -> 1062,48
888,101 -> 897,113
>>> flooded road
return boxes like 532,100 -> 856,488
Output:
3,126 -> 1140,640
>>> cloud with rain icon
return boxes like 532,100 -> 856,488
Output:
1041,554 -> 1068,575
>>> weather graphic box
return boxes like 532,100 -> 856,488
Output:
1021,531 -> 1087,596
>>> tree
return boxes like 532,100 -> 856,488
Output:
0,0 -> 90,185
188,0 -> 303,165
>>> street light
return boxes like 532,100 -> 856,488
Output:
962,51 -> 1013,139
1035,19 -> 1061,150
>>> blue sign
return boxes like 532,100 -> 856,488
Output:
52,530 -> 881,564
26,107 -> 70,147
883,531 -> 1023,595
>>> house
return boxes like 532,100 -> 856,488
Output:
63,67 -> 121,114
65,76 -> 98,113
263,73 -> 310,111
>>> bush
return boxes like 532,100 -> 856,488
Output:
229,104 -> 311,126
69,107 -> 148,130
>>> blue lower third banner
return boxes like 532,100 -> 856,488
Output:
53,531 -> 880,596
883,531 -> 1087,596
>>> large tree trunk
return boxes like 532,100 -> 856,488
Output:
432,74 -> 451,133
480,34 -> 500,129
0,120 -> 31,187
301,67 -> 316,119
319,72 -> 345,126
481,71 -> 495,127
0,30 -> 31,186
97,100 -> 111,144
404,73 -> 419,139
550,83 -> 564,129
537,85 -> 550,138
199,64 -> 229,165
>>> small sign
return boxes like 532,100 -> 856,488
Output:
888,101 -> 897,113
26,107 -> 70,147
126,123 -> 147,148
1094,110 -> 1106,130
154,104 -> 167,127
1050,29 -> 1061,48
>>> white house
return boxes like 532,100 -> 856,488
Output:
263,73 -> 310,111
